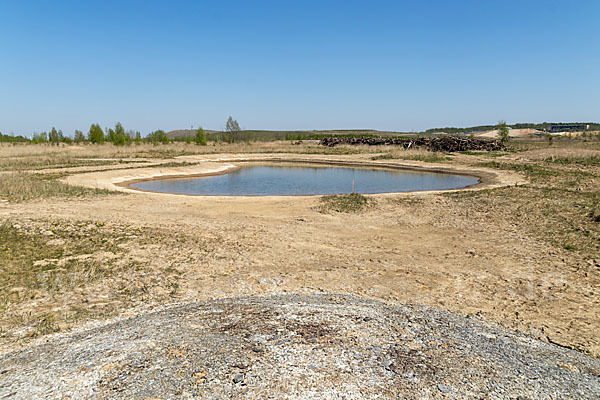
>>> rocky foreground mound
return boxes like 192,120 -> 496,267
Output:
1,294 -> 598,399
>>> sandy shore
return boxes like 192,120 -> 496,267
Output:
63,153 -> 526,196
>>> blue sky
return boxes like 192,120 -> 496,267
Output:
1,0 -> 598,136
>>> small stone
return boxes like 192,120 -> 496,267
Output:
46,239 -> 65,246
437,383 -> 455,393
382,358 -> 394,371
192,370 -> 207,385
233,373 -> 244,384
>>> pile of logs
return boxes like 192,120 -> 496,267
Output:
319,136 -> 506,152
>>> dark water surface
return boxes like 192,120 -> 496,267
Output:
130,165 -> 479,196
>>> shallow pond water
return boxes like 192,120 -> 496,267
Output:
130,164 -> 479,196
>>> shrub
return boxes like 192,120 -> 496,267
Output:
195,127 -> 207,146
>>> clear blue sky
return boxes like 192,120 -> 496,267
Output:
1,0 -> 598,136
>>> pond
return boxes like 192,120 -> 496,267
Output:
129,164 -> 479,196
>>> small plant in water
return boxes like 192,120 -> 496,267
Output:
318,193 -> 375,213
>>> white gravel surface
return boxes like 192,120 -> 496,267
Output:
1,294 -> 599,399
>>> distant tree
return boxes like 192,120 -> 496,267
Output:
497,120 -> 510,143
125,130 -> 136,146
74,130 -> 85,143
88,124 -> 105,144
134,131 -> 142,145
48,127 -> 63,145
226,116 -> 240,132
32,132 -> 48,144
195,127 -> 207,145
147,130 -> 169,145
107,128 -> 115,143
114,122 -> 126,145
106,122 -> 128,145
60,131 -> 72,144
225,116 -> 241,143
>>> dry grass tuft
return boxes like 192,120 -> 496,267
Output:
318,193 -> 376,213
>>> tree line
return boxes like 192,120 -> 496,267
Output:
0,116 -> 245,146
0,123 -> 212,146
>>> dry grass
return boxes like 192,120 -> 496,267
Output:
0,172 -> 116,202
0,142 -> 374,162
0,220 -> 134,339
448,147 -> 600,259
0,218 -> 199,346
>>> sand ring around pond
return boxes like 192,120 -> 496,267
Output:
63,154 -> 528,199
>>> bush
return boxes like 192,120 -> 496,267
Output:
146,130 -> 169,145
88,124 -> 105,144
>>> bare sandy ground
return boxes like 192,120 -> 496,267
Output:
476,128 -> 541,138
1,152 -> 598,360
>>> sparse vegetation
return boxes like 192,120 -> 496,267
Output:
0,220 -> 128,337
448,147 -> 600,259
0,172 -> 117,202
371,151 -> 452,162
543,155 -> 600,166
318,193 -> 376,213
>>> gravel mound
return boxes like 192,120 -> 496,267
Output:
1,294 -> 599,399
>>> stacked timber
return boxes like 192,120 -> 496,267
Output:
319,136 -> 505,152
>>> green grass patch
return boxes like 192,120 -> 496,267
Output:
318,193 -> 376,213
371,152 -> 451,163
459,150 -> 509,157
371,153 -> 396,160
475,161 -> 595,188
475,161 -> 554,177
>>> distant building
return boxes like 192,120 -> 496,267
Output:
548,124 -> 585,133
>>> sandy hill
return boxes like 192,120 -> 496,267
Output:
476,128 -> 543,139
